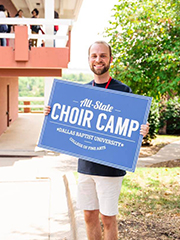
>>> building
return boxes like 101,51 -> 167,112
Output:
0,0 -> 83,136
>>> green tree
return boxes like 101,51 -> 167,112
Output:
159,97 -> 180,134
62,73 -> 93,83
104,0 -> 180,99
19,77 -> 44,97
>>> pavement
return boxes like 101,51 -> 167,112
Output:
0,114 -> 86,240
137,140 -> 180,167
0,113 -> 179,240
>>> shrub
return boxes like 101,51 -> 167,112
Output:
143,100 -> 160,145
159,97 -> 180,134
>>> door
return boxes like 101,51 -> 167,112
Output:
6,85 -> 10,127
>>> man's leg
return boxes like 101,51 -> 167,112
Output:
101,214 -> 118,240
77,174 -> 101,239
84,209 -> 102,240
95,176 -> 123,240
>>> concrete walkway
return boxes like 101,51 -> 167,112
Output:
137,139 -> 180,167
0,113 -> 44,156
0,114 -> 87,240
0,154 -> 82,240
0,113 -> 179,239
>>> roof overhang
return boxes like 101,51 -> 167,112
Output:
6,0 -> 83,20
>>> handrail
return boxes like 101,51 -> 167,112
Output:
18,97 -> 44,113
0,18 -> 73,26
0,18 -> 73,40
19,97 -> 44,101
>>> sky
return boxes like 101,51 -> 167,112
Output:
65,0 -> 119,74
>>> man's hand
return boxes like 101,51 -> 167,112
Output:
140,123 -> 149,137
44,106 -> 51,116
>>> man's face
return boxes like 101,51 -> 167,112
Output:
89,43 -> 112,75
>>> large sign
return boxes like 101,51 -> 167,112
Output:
38,79 -> 152,172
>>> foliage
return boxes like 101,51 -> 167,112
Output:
19,77 -> 44,97
159,97 -> 180,134
104,0 -> 180,99
18,74 -> 93,97
62,73 -> 93,83
143,99 -> 160,144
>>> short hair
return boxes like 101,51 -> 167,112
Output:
18,9 -> 23,13
31,8 -> 39,16
16,9 -> 23,16
0,5 -> 5,11
54,11 -> 59,19
88,41 -> 112,58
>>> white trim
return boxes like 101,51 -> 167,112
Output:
18,105 -> 44,108
59,0 -> 64,16
24,0 -> 34,14
74,0 -> 84,21
0,18 -> 73,26
19,97 -> 44,101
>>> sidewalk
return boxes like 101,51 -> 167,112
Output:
0,114 -> 87,240
0,113 -> 179,239
0,113 -> 44,157
0,154 -> 82,240
137,140 -> 180,167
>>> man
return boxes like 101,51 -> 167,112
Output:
45,41 -> 149,240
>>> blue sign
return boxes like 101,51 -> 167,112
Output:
38,79 -> 152,172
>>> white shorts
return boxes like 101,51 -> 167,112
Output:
77,173 -> 124,216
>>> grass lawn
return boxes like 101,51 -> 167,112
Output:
119,168 -> 180,216
117,167 -> 180,239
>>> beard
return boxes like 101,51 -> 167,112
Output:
90,61 -> 111,75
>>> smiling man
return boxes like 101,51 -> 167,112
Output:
89,42 -> 112,76
44,41 -> 149,240
76,41 -> 149,240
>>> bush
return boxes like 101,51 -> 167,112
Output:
159,97 -> 180,134
143,100 -> 160,145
